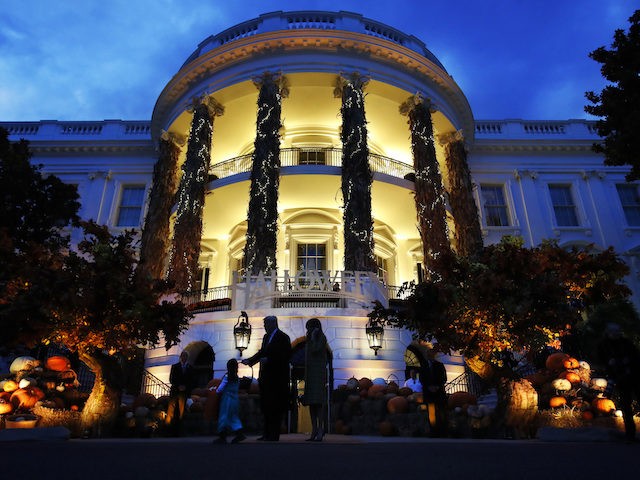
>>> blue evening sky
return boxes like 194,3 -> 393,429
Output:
1,0 -> 637,121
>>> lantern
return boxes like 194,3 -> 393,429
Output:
233,311 -> 252,356
366,318 -> 384,356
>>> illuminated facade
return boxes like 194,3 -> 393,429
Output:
4,11 -> 640,390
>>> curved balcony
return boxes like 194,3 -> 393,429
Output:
209,147 -> 415,181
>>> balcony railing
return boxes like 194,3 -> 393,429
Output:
209,147 -> 414,181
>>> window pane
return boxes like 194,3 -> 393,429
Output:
481,185 -> 509,227
549,186 -> 578,226
617,185 -> 640,226
116,186 -> 145,227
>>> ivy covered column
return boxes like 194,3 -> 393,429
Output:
335,73 -> 375,272
400,95 -> 451,280
167,96 -> 224,291
440,130 -> 483,258
137,132 -> 185,284
245,73 -> 288,275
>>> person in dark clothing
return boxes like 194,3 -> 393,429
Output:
242,315 -> 292,441
419,348 -> 448,437
598,322 -> 640,442
165,351 -> 195,435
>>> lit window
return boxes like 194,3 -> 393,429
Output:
116,186 -> 145,227
549,185 -> 579,227
375,255 -> 388,283
481,185 -> 509,226
616,184 -> 640,227
297,243 -> 327,272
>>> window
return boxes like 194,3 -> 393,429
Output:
375,255 -> 388,283
298,149 -> 326,165
549,185 -> 579,227
116,186 -> 145,227
481,185 -> 509,226
297,243 -> 327,271
617,184 -> 640,226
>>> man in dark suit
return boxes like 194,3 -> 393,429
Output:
165,350 -> 195,436
243,315 -> 291,441
419,348 -> 448,437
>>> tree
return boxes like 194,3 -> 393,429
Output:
49,221 -> 191,429
585,10 -> 640,181
371,237 -> 631,380
0,126 -> 80,344
1,128 -> 191,429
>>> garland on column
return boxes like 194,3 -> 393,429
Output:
167,96 -> 224,291
245,72 -> 288,275
400,94 -> 451,280
136,132 -> 184,284
334,72 -> 376,272
440,130 -> 483,258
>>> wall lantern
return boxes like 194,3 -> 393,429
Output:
234,311 -> 252,356
366,318 -> 384,356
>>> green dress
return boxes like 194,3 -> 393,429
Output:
304,331 -> 328,405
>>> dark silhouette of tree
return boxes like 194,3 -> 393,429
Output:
335,73 -> 375,272
585,10 -> 640,181
245,73 -> 287,275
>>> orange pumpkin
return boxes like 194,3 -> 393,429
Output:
549,396 -> 567,408
387,395 -> 409,414
545,353 -> 570,372
10,386 -> 45,409
0,398 -> 13,415
379,420 -> 397,436
45,355 -> 71,372
563,357 -> 579,369
447,391 -> 478,409
2,380 -> 19,393
593,397 -> 616,414
559,371 -> 581,384
398,387 -> 413,397
581,410 -> 594,421
133,393 -> 157,409
358,377 -> 373,391
368,384 -> 386,398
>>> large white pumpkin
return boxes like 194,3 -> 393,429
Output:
9,356 -> 40,374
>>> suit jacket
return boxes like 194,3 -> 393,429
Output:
419,359 -> 447,403
169,361 -> 195,396
246,329 -> 292,397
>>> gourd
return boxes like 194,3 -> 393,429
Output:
45,355 -> 71,372
386,395 -> 409,414
549,396 -> 567,408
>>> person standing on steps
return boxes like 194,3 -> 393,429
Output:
419,348 -> 448,437
303,318 -> 329,442
242,315 -> 292,441
165,350 -> 195,436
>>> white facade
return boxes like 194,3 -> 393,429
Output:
3,11 -> 638,390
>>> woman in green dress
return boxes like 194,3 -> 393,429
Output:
303,318 -> 329,441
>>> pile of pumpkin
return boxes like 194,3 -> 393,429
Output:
525,352 -> 617,421
0,355 -> 86,426
333,376 -> 439,436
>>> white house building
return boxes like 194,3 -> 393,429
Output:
3,11 -> 639,393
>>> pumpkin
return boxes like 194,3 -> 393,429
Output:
9,356 -> 40,374
387,395 -> 409,414
368,384 -> 386,398
346,377 -> 359,390
0,398 -> 13,415
551,378 -> 571,392
379,420 -> 397,436
549,396 -> 567,408
346,394 -> 361,405
0,391 -> 10,402
398,387 -> 413,397
559,371 -> 581,384
579,361 -> 590,371
358,377 -> 373,391
18,378 -> 35,389
447,391 -> 477,410
581,410 -> 594,421
593,397 -> 616,414
386,383 -> 399,395
408,392 -> 424,404
590,378 -> 608,391
372,377 -> 386,386
133,393 -> 157,409
563,357 -> 579,369
45,355 -> 71,372
545,352 -> 570,372
10,386 -> 45,409
2,380 -> 19,393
